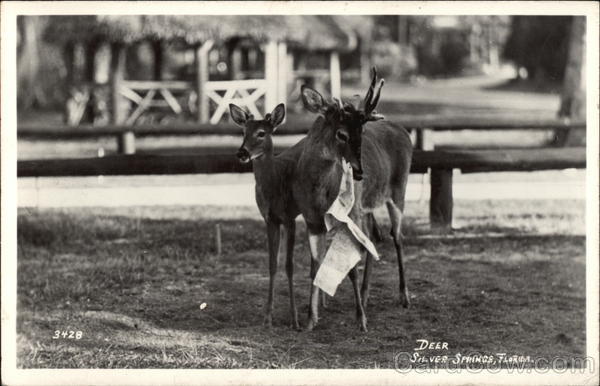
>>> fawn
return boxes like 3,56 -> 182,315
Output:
231,103 -> 304,329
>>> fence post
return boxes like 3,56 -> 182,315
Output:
430,168 -> 453,230
195,40 -> 214,123
277,42 -> 288,111
415,128 -> 434,151
117,131 -> 136,154
264,40 -> 279,113
215,223 -> 222,258
329,51 -> 341,99
110,43 -> 126,124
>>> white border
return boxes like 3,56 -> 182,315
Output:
2,2 -> 599,385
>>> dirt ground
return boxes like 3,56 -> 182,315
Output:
16,199 -> 586,369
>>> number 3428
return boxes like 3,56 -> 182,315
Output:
52,330 -> 82,340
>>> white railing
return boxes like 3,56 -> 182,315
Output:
205,79 -> 267,124
118,79 -> 268,125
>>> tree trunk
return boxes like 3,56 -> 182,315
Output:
554,16 -> 586,146
17,16 -> 42,110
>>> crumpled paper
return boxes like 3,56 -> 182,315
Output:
313,160 -> 379,296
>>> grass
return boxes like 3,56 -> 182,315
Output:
16,199 -> 585,368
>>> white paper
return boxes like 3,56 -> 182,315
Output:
314,160 -> 379,296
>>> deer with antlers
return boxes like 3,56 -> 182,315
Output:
294,69 -> 413,331
231,102 -> 384,330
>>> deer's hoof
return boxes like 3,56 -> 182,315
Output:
306,318 -> 318,331
399,290 -> 411,308
358,317 -> 368,332
263,315 -> 273,328
291,320 -> 301,331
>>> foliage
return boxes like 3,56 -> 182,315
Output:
503,16 -> 572,82
41,15 -> 355,52
17,16 -> 67,111
414,29 -> 471,77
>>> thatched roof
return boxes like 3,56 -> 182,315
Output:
42,15 -> 356,51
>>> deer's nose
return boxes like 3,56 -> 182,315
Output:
236,147 -> 250,163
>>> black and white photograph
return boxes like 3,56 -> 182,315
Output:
1,1 -> 599,385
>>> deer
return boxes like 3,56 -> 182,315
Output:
230,103 -> 304,330
231,102 -> 383,330
293,69 -> 413,332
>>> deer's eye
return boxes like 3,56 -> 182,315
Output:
336,130 -> 349,143
256,131 -> 266,138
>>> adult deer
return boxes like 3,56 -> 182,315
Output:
231,103 -> 303,329
294,70 -> 413,331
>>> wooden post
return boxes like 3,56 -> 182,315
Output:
286,51 -> 295,96
63,41 -> 76,88
84,40 -> 99,83
195,40 -> 214,123
329,51 -> 341,99
415,128 -> 434,151
230,43 -> 243,80
359,36 -> 372,86
430,168 -> 453,230
93,42 -> 111,84
415,129 -> 425,150
117,131 -> 136,154
555,16 -> 586,147
215,223 -> 222,257
62,41 -> 76,125
152,40 -> 164,81
110,43 -> 126,124
277,42 -> 288,109
73,42 -> 86,84
264,40 -> 279,113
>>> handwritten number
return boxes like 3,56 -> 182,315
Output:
53,330 -> 82,339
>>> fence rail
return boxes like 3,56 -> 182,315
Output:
17,147 -> 586,228
18,119 -> 585,139
17,120 -> 587,228
17,148 -> 586,178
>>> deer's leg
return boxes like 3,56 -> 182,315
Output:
386,200 -> 410,308
361,213 -> 375,310
348,265 -> 368,332
371,214 -> 383,243
321,289 -> 329,310
264,220 -> 281,327
307,231 -> 326,331
283,221 -> 300,330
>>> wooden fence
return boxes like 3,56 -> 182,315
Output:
18,118 -> 585,152
17,119 -> 586,228
18,147 -> 586,228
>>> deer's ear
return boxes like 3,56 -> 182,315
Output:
269,103 -> 285,130
229,104 -> 249,127
301,86 -> 326,114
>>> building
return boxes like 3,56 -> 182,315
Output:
43,15 -> 357,126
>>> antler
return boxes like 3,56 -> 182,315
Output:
363,67 -> 385,117
362,67 -> 377,110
